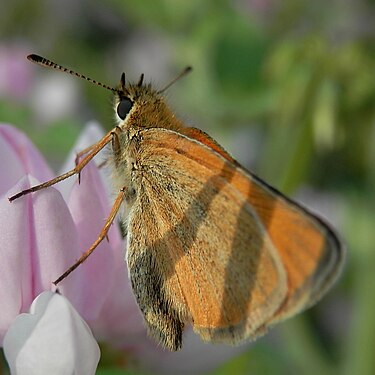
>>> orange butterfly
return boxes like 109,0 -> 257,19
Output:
10,54 -> 344,351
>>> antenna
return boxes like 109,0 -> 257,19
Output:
157,66 -> 192,94
27,54 -> 117,92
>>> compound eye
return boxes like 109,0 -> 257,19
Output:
117,98 -> 133,120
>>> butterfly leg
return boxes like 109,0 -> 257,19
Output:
74,143 -> 98,165
8,129 -> 115,202
53,187 -> 127,285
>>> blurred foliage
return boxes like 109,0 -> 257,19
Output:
1,0 -> 375,374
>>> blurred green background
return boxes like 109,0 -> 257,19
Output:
1,0 -> 375,374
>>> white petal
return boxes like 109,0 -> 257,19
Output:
4,291 -> 100,375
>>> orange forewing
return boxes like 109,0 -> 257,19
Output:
128,127 -> 343,345
182,127 -> 343,319
128,127 -> 287,346
181,127 -> 343,320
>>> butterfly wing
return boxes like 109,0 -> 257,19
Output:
125,127 -> 343,350
182,127 -> 344,322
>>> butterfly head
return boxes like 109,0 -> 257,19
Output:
113,68 -> 191,131
114,73 -> 167,129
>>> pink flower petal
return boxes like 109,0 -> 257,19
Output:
65,161 -> 120,322
0,176 -> 82,344
3,291 -> 100,375
26,178 -> 83,297
0,178 -> 33,342
0,124 -> 54,196
92,241 -> 146,344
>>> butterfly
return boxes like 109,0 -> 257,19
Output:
10,54 -> 344,351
